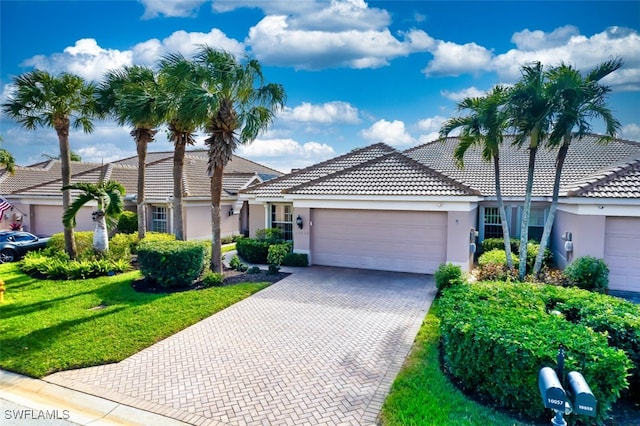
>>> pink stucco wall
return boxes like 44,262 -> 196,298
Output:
293,207 -> 311,253
446,208 -> 478,272
185,204 -> 238,240
552,210 -> 605,269
248,203 -> 266,238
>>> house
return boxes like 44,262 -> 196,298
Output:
240,134 -> 640,292
0,150 -> 282,240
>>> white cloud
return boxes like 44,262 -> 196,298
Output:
235,138 -> 336,173
140,0 -> 206,19
440,87 -> 486,102
422,40 -> 493,77
359,119 -> 416,146
246,15 -> 432,70
511,25 -> 580,51
286,0 -> 391,32
416,116 -> 447,133
621,123 -> 640,141
281,101 -> 361,124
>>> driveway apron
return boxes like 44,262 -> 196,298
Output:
46,266 -> 436,426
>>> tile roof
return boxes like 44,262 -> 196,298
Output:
563,158 -> 640,198
405,134 -> 640,197
241,143 -> 396,197
284,152 -> 480,196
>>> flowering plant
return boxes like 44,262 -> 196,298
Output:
9,222 -> 22,231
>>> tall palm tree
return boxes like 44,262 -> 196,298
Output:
97,65 -> 163,240
2,71 -> 99,259
531,58 -> 622,274
62,180 -> 125,254
157,54 -> 200,241
440,86 -> 514,268
187,47 -> 286,272
507,62 -> 555,279
0,137 -> 15,175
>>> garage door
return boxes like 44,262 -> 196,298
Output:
311,209 -> 447,274
605,217 -> 640,292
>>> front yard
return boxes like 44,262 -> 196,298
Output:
0,262 -> 268,377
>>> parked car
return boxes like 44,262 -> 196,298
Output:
0,231 -> 51,263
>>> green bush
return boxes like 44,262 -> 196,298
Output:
434,263 -> 463,292
137,240 -> 210,288
481,238 -> 519,254
116,211 -> 137,234
267,243 -> 290,273
525,242 -> 553,271
229,255 -> 242,270
108,233 -> 138,260
20,251 -> 131,279
247,266 -> 261,274
439,282 -> 631,423
201,271 -> 224,287
478,249 -> 519,267
236,238 -> 271,263
140,232 -> 176,243
564,256 -> 609,293
282,252 -> 309,267
45,231 -> 95,260
255,228 -> 283,241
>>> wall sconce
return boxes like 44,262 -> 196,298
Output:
296,215 -> 303,229
228,207 -> 234,216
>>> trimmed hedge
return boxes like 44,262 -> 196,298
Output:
438,282 -> 632,423
564,256 -> 609,293
137,240 -> 210,288
282,252 -> 309,267
434,262 -> 463,292
236,238 -> 271,263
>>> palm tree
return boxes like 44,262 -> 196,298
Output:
187,47 -> 286,272
97,65 -> 163,240
2,70 -> 99,259
440,86 -> 514,268
62,181 -> 125,254
507,62 -> 555,279
0,137 -> 15,175
157,54 -> 200,241
531,58 -> 622,274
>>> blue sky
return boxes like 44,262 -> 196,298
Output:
1,0 -> 639,173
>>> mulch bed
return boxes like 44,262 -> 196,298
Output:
131,267 -> 290,294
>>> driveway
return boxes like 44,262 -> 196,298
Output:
46,267 -> 436,426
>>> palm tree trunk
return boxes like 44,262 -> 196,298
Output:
519,142 -> 538,279
56,123 -> 77,259
173,138 -> 186,240
210,164 -> 224,273
136,137 -> 148,239
93,210 -> 109,254
533,134 -> 570,274
494,156 -> 513,269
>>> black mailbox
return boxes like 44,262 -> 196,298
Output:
567,371 -> 597,417
538,367 -> 565,411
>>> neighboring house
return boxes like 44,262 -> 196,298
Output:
240,135 -> 640,292
0,150 -> 282,240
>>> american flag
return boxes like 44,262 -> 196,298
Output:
0,195 -> 12,219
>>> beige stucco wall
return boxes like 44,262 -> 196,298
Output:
292,207 -> 311,255
446,208 -> 478,272
248,202 -> 267,238
29,205 -> 94,236
552,210 -> 605,269
185,203 -> 239,240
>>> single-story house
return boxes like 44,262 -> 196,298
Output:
240,134 -> 640,292
0,150 -> 282,240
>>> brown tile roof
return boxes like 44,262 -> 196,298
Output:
284,152 -> 480,196
563,158 -> 640,198
241,143 -> 396,197
405,134 -> 640,197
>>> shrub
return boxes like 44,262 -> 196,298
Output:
116,211 -> 137,234
434,263 -> 463,292
255,228 -> 283,241
107,233 -> 138,261
478,249 -> 518,267
525,242 -> 553,271
236,238 -> 271,263
236,263 -> 248,272
267,243 -> 290,273
229,255 -> 242,270
45,231 -> 95,260
438,282 -> 631,423
282,252 -> 309,267
140,232 -> 176,243
137,240 -> 210,288
481,238 -> 519,254
20,251 -> 131,279
475,263 -> 519,281
201,271 -> 224,287
564,256 -> 609,293
247,266 -> 261,274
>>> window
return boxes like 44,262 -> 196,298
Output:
483,207 -> 504,239
528,207 -> 546,242
271,204 -> 293,241
152,206 -> 168,233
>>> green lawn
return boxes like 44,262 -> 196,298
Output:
381,300 -> 523,426
0,262 -> 267,378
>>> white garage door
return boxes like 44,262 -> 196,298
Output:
311,209 -> 447,274
605,217 -> 640,292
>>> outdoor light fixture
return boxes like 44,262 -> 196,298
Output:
296,215 -> 303,229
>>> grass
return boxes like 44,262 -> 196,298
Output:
222,242 -> 236,253
380,300 -> 523,426
0,262 -> 268,378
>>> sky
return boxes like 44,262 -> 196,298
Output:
1,0 -> 639,173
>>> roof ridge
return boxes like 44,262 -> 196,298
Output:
228,153 -> 284,175
565,156 -> 640,197
243,142 -> 396,192
284,151 -> 481,196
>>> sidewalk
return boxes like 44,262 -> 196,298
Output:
0,369 -> 188,425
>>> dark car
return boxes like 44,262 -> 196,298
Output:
0,231 -> 51,263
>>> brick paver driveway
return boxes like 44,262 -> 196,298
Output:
46,266 -> 436,426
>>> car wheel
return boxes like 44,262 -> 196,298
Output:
0,249 -> 16,263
